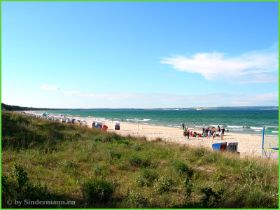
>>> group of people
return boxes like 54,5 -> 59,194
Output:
182,123 -> 226,140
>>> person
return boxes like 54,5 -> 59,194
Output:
218,125 -> 221,132
221,127 -> 225,135
186,130 -> 190,139
212,131 -> 216,139
193,131 -> 197,137
205,128 -> 209,137
182,123 -> 185,130
207,130 -> 211,138
221,127 -> 225,140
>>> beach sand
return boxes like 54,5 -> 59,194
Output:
26,111 -> 278,158
76,116 -> 278,158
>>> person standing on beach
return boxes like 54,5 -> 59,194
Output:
182,123 -> 185,130
221,127 -> 225,140
207,130 -> 211,138
212,131 -> 216,140
186,129 -> 190,139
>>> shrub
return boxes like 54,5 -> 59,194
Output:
62,160 -> 78,173
92,164 -> 108,177
109,151 -> 122,160
81,179 -> 114,206
65,160 -> 78,168
241,162 -> 265,185
117,139 -> 130,146
12,164 -> 29,187
129,155 -> 151,168
136,169 -> 158,187
155,176 -> 174,194
126,191 -> 148,208
200,187 -> 223,207
183,176 -> 193,198
2,164 -> 55,207
134,144 -> 142,151
173,160 -> 193,177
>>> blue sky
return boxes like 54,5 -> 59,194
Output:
2,2 -> 278,108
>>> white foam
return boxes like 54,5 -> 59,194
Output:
227,125 -> 243,129
126,118 -> 151,122
142,119 -> 151,122
250,126 -> 263,130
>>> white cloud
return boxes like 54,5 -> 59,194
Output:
161,47 -> 278,83
40,84 -> 58,91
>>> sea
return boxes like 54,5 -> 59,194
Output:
41,106 -> 278,136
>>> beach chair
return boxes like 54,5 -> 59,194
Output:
115,122 -> 120,130
212,142 -> 227,152
220,142 -> 227,151
226,142 -> 238,153
101,124 -> 108,131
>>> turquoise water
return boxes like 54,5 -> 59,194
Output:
42,107 -> 278,135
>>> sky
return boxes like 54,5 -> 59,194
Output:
2,2 -> 278,108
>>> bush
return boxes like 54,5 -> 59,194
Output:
12,164 -> 29,187
200,187 -> 223,207
126,191 -> 148,208
136,169 -> 158,187
92,164 -> 108,177
93,132 -> 122,143
129,155 -> 151,168
241,162 -> 265,185
2,164 -> 56,207
133,144 -> 142,151
81,179 -> 114,206
183,176 -> 193,198
173,160 -> 193,177
109,151 -> 122,160
155,176 -> 174,194
62,160 -> 78,173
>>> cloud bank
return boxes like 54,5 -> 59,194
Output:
161,47 -> 278,83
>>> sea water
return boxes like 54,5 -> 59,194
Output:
41,106 -> 278,135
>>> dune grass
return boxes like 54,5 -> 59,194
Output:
2,111 -> 278,208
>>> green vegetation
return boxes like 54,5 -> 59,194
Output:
1,103 -> 60,111
2,111 -> 278,208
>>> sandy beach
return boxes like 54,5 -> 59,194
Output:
65,115 -> 278,158
24,111 -> 278,158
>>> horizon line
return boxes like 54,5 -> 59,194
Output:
2,103 -> 278,110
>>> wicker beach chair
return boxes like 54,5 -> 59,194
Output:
226,142 -> 238,153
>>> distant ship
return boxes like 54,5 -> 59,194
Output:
195,107 -> 204,111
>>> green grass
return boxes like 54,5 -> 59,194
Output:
2,111 -> 278,208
